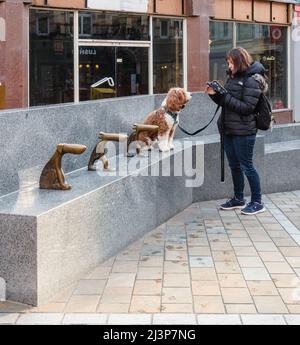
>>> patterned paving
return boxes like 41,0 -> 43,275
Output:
2,190 -> 300,324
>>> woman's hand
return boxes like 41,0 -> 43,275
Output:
205,85 -> 216,95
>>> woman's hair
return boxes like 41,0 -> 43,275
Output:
226,47 -> 253,77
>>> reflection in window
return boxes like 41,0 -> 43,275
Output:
160,20 -> 169,39
78,12 -> 149,41
36,14 -> 49,36
209,21 -> 288,109
79,13 -> 92,37
237,24 -> 288,109
29,10 -> 74,106
209,21 -> 234,83
153,18 -> 183,94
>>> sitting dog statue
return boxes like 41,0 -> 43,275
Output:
138,88 -> 192,152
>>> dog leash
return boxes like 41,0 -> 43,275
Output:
177,105 -> 224,183
178,105 -> 221,136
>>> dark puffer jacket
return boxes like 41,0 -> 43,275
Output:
209,61 -> 268,136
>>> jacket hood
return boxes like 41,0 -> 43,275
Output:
246,61 -> 266,77
246,61 -> 268,93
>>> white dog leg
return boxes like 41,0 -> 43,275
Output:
168,125 -> 177,150
158,133 -> 171,152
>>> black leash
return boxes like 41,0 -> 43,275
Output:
220,109 -> 225,183
178,105 -> 221,136
177,105 -> 225,183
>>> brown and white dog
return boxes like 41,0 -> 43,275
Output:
139,88 -> 192,152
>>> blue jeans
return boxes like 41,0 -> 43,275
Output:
224,134 -> 262,204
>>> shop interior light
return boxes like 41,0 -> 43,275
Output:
95,64 -> 100,69
86,64 -> 90,69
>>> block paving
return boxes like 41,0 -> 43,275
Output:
2,190 -> 300,324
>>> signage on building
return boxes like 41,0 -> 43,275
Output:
80,48 -> 97,55
87,0 -> 148,13
270,26 -> 283,43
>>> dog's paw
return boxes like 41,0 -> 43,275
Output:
168,144 -> 175,150
159,146 -> 170,152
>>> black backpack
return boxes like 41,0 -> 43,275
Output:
242,76 -> 274,131
254,92 -> 274,131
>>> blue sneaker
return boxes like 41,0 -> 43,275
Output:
220,197 -> 246,210
241,202 -> 266,215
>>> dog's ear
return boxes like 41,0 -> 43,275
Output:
179,89 -> 187,105
166,88 -> 180,112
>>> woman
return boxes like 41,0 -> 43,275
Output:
206,47 -> 268,215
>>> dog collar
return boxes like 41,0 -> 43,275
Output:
165,109 -> 179,124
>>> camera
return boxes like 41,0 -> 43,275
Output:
206,80 -> 227,95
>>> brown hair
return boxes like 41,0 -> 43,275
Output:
226,47 -> 253,77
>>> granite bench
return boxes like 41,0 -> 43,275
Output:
0,139 -> 204,306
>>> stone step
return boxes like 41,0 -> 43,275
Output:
265,139 -> 300,154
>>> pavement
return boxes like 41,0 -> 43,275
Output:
1,190 -> 300,325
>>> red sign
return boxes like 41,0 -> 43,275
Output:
270,26 -> 283,43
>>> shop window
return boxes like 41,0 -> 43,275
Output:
153,18 -> 183,94
79,46 -> 149,101
29,10 -> 74,106
237,23 -> 288,109
78,12 -> 150,41
209,21 -> 288,110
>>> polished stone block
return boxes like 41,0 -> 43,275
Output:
0,141 -> 197,306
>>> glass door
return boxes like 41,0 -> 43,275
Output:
116,47 -> 149,97
79,46 -> 116,101
79,46 -> 149,101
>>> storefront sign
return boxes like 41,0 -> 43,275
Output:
87,0 -> 148,13
80,48 -> 97,55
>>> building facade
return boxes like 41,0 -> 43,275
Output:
0,0 -> 298,123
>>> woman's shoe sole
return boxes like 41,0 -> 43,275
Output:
220,205 -> 245,210
241,207 -> 266,215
